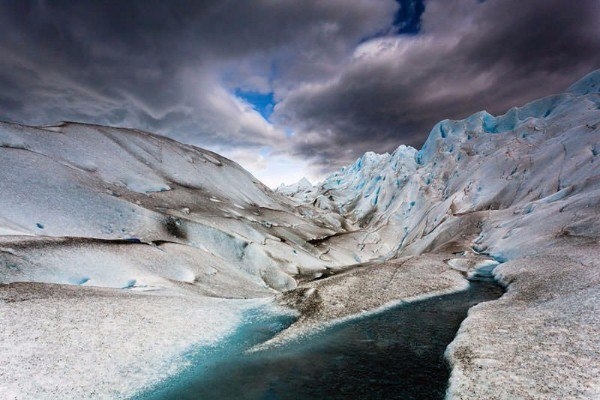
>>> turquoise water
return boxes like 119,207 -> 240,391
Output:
137,279 -> 502,400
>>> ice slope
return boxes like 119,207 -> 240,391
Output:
0,121 -> 358,295
0,121 -> 357,399
281,69 -> 600,399
290,70 -> 600,261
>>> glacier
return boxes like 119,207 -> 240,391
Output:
0,69 -> 599,399
0,121 -> 355,398
277,70 -> 600,399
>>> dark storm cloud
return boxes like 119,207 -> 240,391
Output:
1,0 -> 599,182
276,0 -> 600,171
0,0 -> 395,149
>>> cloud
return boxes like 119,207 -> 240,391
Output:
275,0 -> 600,171
219,147 -> 318,188
0,0 -> 598,184
0,1 -> 395,151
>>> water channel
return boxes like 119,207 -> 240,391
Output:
138,274 -> 503,400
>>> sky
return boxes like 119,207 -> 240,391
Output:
0,0 -> 599,187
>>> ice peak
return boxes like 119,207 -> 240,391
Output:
298,177 -> 313,188
392,144 -> 416,154
567,69 -> 600,96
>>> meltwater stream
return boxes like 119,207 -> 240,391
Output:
138,277 -> 503,400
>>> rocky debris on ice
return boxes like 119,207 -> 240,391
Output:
446,241 -> 600,399
257,251 -> 493,349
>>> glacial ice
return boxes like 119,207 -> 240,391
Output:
0,120 -> 362,398
1,70 -> 599,399
284,71 -> 600,262
279,69 -> 600,399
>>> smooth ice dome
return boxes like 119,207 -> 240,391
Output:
0,121 -> 364,293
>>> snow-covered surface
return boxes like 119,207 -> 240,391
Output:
1,70 -> 599,399
0,283 -> 278,399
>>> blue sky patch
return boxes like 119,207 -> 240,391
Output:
393,0 -> 425,35
235,89 -> 275,120
359,0 -> 425,43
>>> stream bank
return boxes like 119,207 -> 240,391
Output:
138,268 -> 502,400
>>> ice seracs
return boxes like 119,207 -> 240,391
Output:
275,177 -> 316,202
293,70 -> 600,260
281,69 -> 600,399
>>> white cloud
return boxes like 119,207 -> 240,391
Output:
219,147 -> 323,189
